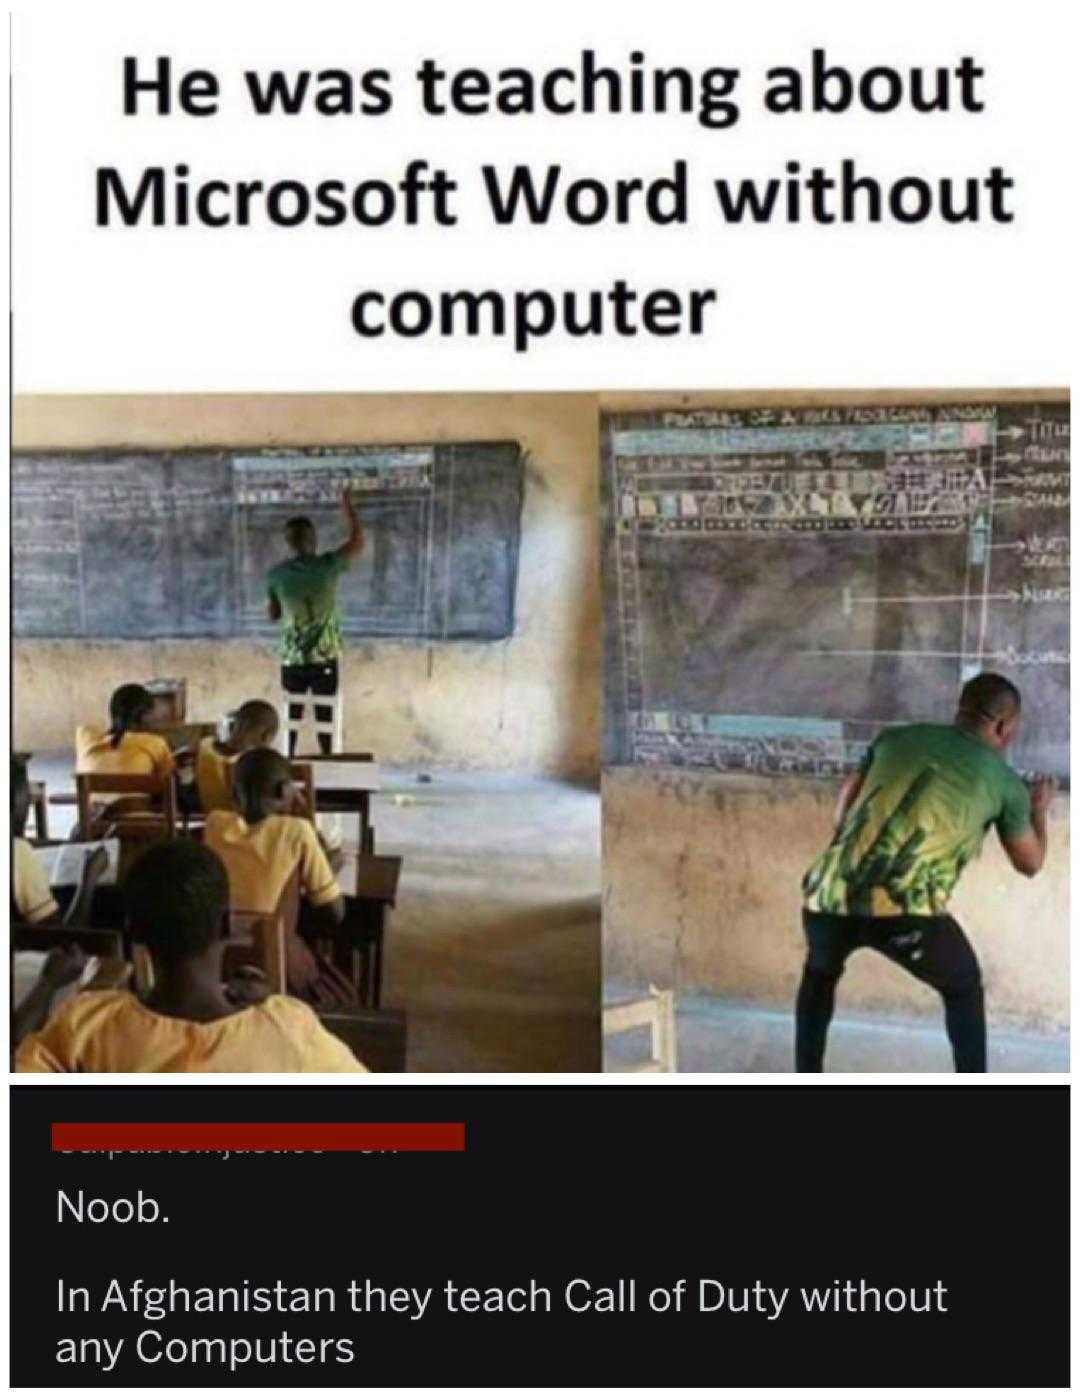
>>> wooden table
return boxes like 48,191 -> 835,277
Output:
295,754 -> 381,854
334,852 -> 403,1008
14,753 -> 50,840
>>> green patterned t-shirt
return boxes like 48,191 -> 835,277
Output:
803,724 -> 1032,917
266,551 -> 349,665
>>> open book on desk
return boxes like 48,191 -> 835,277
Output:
37,838 -> 120,888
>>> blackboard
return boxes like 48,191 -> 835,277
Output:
12,442 -> 524,643
602,401 -> 1070,781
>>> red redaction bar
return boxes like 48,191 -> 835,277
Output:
51,1122 -> 465,1152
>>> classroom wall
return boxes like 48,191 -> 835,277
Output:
13,393 -> 600,778
603,768 -> 1070,1033
599,388 -> 1070,1034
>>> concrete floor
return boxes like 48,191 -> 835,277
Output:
604,981 -> 1069,1074
373,771 -> 601,1072
26,755 -> 602,1073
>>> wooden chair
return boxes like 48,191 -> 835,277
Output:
132,869 -> 299,998
602,986 -> 678,1073
76,772 -> 178,841
174,768 -> 208,836
13,751 -> 49,840
225,862 -> 301,992
12,924 -> 130,993
317,1008 -> 407,1072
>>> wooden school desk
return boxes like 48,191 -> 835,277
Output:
334,851 -> 403,1008
294,753 -> 380,854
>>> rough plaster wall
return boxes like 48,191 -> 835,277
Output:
602,768 -> 1069,1033
13,393 -> 600,778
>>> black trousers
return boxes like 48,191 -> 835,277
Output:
281,660 -> 339,755
796,910 -> 986,1073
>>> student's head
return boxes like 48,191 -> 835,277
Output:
107,683 -> 157,747
956,672 -> 1022,751
12,757 -> 31,837
228,700 -> 280,752
233,747 -> 296,822
124,840 -> 230,969
284,516 -> 317,557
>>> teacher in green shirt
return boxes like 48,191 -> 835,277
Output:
266,490 -> 364,755
797,671 -> 1056,1074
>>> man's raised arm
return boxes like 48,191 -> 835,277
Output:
337,489 -> 364,562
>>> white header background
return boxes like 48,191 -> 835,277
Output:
10,0 -> 1074,393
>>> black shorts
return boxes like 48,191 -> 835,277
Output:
281,660 -> 339,697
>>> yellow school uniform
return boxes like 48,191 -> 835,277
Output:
75,725 -> 174,781
196,737 -> 237,813
12,839 -> 64,1029
204,811 -> 341,914
12,837 -> 60,923
14,991 -> 366,1073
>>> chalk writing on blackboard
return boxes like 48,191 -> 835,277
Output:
13,443 -> 524,644
602,402 -> 1070,782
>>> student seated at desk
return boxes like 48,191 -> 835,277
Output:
196,699 -> 280,813
12,756 -> 113,1044
12,759 -> 109,929
76,683 -> 175,782
77,682 -> 200,827
204,748 -> 358,1010
15,841 -> 365,1073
